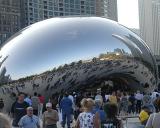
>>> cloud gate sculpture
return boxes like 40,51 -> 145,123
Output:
0,17 -> 158,109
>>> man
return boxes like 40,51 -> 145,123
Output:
18,107 -> 40,128
43,102 -> 59,128
60,93 -> 73,128
11,92 -> 29,128
31,92 -> 40,116
135,90 -> 143,113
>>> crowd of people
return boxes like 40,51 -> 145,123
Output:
1,88 -> 160,128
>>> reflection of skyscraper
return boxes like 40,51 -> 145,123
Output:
0,0 -> 118,45
21,0 -> 118,28
114,48 -> 124,55
0,0 -> 21,46
139,0 -> 160,55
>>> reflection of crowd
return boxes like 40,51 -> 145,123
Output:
0,58 -> 155,100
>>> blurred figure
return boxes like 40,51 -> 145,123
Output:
38,94 -> 45,118
93,99 -> 106,123
128,93 -> 136,115
43,102 -> 59,128
120,92 -> 128,116
60,93 -> 73,128
135,90 -> 143,113
0,113 -> 11,128
146,98 -> 160,128
101,103 -> 123,128
109,91 -> 117,105
11,92 -> 29,128
31,92 -> 40,116
68,92 -> 75,122
24,94 -> 32,106
18,107 -> 40,128
153,94 -> 159,112
75,98 -> 100,128
95,88 -> 103,103
139,106 -> 151,126
0,98 -> 4,112
143,93 -> 155,113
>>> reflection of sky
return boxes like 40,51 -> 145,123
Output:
0,18 -> 132,80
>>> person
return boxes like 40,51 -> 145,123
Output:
38,94 -> 45,118
0,113 -> 11,128
143,93 -> 155,113
11,92 -> 29,128
68,92 -> 75,123
95,89 -> 103,103
128,93 -> 136,114
153,94 -> 159,112
135,90 -> 143,113
60,93 -> 73,128
93,99 -> 106,123
146,98 -> 160,128
109,91 -> 117,105
101,103 -> 123,128
31,92 -> 40,116
18,107 -> 40,128
0,98 -> 4,112
75,98 -> 100,128
120,92 -> 128,116
139,106 -> 151,126
24,94 -> 32,106
43,102 -> 59,128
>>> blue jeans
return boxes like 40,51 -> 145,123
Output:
62,111 -> 71,128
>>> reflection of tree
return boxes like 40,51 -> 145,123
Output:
99,48 -> 129,60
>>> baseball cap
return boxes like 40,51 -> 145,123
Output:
46,102 -> 52,108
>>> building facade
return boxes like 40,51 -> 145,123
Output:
139,0 -> 160,55
0,0 -> 118,45
0,0 -> 21,46
21,0 -> 118,28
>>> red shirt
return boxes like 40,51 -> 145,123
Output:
39,96 -> 45,103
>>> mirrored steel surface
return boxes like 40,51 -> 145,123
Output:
0,17 -> 158,110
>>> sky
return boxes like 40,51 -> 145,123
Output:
117,0 -> 139,29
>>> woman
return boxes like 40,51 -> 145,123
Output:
146,98 -> 160,128
75,98 -> 100,128
101,103 -> 123,128
120,92 -> 128,116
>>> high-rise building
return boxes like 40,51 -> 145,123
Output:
96,0 -> 118,21
0,0 -> 21,46
139,0 -> 160,55
21,0 -> 118,28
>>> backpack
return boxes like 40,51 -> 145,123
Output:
101,118 -> 121,128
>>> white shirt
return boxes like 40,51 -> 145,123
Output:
135,93 -> 143,100
78,112 -> 95,128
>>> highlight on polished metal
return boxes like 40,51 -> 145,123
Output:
0,17 -> 158,110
